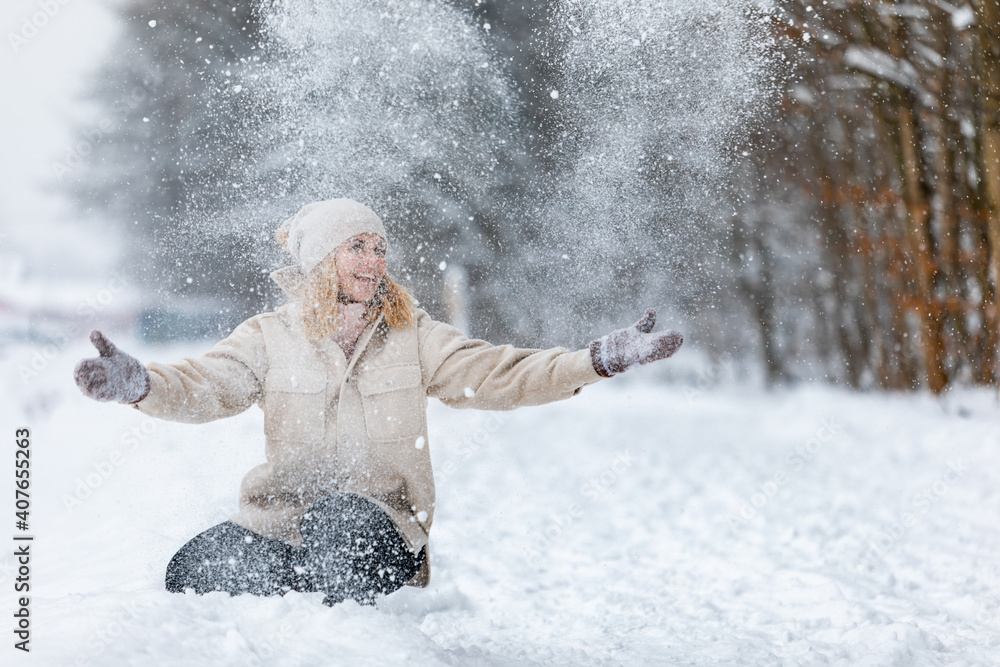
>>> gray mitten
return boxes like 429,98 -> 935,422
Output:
73,330 -> 151,403
590,309 -> 683,377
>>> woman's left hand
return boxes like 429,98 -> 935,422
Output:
590,309 -> 683,377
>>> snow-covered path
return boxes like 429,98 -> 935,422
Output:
3,338 -> 999,666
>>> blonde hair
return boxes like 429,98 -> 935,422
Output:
278,227 -> 415,339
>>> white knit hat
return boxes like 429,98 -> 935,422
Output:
277,199 -> 387,274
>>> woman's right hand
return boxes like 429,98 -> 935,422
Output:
590,309 -> 683,377
73,330 -> 151,403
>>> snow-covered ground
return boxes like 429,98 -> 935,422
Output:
2,335 -> 999,666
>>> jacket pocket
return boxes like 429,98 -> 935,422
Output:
356,364 -> 425,442
264,367 -> 328,443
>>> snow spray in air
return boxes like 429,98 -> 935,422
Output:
245,0 -> 777,342
522,0 -> 779,344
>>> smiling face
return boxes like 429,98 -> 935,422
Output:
334,233 -> 388,303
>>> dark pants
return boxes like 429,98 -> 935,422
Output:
165,494 -> 423,605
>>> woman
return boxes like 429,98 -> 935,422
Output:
74,199 -> 683,605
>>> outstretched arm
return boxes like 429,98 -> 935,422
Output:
418,309 -> 682,410
74,317 -> 268,424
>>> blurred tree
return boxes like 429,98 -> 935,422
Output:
737,0 -> 999,392
974,0 -> 1000,384
505,0 -> 776,347
69,0 -> 270,338
444,0 -> 572,343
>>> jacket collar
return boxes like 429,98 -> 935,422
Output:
271,264 -> 385,373
270,264 -> 307,301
